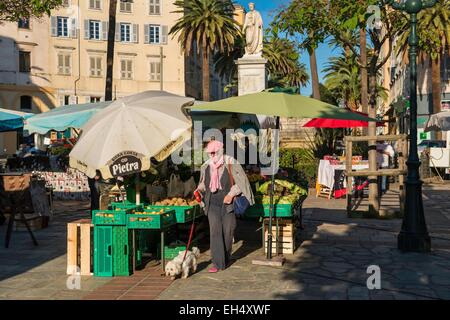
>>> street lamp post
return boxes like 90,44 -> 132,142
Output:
388,0 -> 435,252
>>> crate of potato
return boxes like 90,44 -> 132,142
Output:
150,197 -> 201,223
127,209 -> 176,229
92,209 -> 129,226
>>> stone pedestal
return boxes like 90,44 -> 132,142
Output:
236,56 -> 267,96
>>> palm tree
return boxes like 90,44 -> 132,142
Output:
170,0 -> 240,101
323,53 -> 388,111
396,0 -> 450,118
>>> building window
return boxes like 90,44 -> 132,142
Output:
62,0 -> 70,7
89,0 -> 101,10
149,0 -> 161,15
89,20 -> 101,40
149,61 -> 161,81
149,25 -> 160,44
57,53 -> 71,75
20,96 -> 32,110
18,18 -> 30,29
19,51 -> 31,73
120,0 -> 132,13
90,56 -> 102,77
57,16 -> 69,37
120,59 -> 133,79
120,23 -> 131,42
90,96 -> 101,103
64,95 -> 70,105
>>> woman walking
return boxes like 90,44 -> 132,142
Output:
196,140 -> 254,273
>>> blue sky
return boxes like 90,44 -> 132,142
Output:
236,0 -> 339,95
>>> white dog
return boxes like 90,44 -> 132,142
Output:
165,247 -> 200,280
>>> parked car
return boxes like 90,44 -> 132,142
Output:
418,140 -> 446,155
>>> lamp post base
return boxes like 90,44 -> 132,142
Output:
398,232 -> 431,252
397,175 -> 431,252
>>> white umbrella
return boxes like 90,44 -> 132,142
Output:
424,111 -> 450,132
69,91 -> 194,180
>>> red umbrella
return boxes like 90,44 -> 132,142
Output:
303,111 -> 385,128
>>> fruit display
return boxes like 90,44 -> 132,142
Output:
153,197 -> 198,206
133,209 -> 165,215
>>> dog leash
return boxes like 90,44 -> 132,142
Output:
182,206 -> 197,263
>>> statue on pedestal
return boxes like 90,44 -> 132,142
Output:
242,2 -> 263,57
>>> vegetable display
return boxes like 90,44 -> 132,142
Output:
255,179 -> 308,205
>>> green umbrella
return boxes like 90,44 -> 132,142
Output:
191,88 -> 376,261
191,90 -> 377,121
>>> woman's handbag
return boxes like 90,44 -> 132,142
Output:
227,163 -> 250,216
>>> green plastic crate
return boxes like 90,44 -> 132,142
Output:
112,226 -> 131,276
94,225 -> 132,277
127,210 -> 176,229
92,210 -> 128,226
245,203 -> 295,218
157,243 -> 186,260
94,226 -> 113,277
110,201 -> 142,211
143,205 -> 201,223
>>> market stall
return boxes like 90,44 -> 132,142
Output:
316,156 -> 369,199
67,91 -> 205,276
190,88 -> 376,264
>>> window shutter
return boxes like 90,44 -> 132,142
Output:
132,24 -> 138,43
161,25 -> 168,44
65,55 -> 71,74
57,54 -> 63,74
89,0 -> 95,8
144,24 -> 149,44
84,20 -> 90,39
115,23 -> 121,41
51,16 -> 58,36
102,21 -> 108,40
70,18 -> 78,38
156,0 -> 161,15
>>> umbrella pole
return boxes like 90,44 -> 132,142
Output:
135,173 -> 140,205
267,116 -> 280,260
253,116 -> 284,267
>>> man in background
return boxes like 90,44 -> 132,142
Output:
376,140 -> 395,195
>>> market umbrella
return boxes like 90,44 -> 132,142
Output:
303,111 -> 385,128
0,108 -> 33,132
69,91 -> 194,188
424,111 -> 450,132
191,88 -> 377,261
24,101 -> 112,135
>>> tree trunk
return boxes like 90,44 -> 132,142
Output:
308,47 -> 321,100
368,70 -> 379,216
431,55 -> 442,140
104,0 -> 118,101
360,28 -> 368,114
202,48 -> 210,102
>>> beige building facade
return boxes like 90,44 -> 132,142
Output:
0,0 -> 186,154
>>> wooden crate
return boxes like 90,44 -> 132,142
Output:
67,219 -> 93,276
263,218 -> 296,255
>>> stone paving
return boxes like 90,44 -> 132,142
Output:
1,184 -> 450,300
158,185 -> 450,300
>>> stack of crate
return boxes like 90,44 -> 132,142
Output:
263,218 -> 296,255
93,209 -> 133,277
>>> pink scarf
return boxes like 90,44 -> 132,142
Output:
206,140 -> 225,193
209,154 -> 224,193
